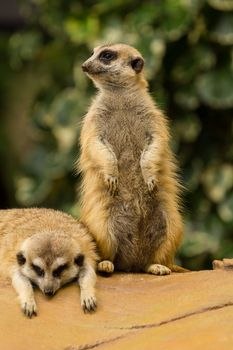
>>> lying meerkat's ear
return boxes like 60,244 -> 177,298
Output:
131,57 -> 144,73
74,253 -> 85,267
16,252 -> 26,265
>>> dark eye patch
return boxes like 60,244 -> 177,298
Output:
16,252 -> 26,265
52,263 -> 69,278
31,264 -> 44,277
74,253 -> 85,267
98,50 -> 117,63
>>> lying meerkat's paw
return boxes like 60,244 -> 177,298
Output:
146,176 -> 157,192
81,293 -> 97,313
21,299 -> 37,318
146,264 -> 171,276
104,175 -> 118,196
98,260 -> 114,274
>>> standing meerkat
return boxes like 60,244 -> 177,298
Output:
0,208 -> 98,317
79,43 -> 186,275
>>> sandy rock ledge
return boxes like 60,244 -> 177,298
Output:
1,270 -> 233,350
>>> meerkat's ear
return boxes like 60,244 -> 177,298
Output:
16,252 -> 26,265
74,253 -> 85,267
131,57 -> 144,73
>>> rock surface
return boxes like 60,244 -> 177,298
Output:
213,258 -> 233,271
1,270 -> 233,350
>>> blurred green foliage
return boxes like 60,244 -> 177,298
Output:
1,0 -> 233,270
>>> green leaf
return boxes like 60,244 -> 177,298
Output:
185,159 -> 204,191
218,192 -> 233,223
173,114 -> 202,142
215,240 -> 233,259
9,31 -> 42,68
160,0 -> 198,41
174,85 -> 200,110
208,0 -> 233,11
64,17 -> 99,44
172,45 -> 216,83
49,89 -> 86,127
15,176 -> 51,206
196,67 -> 233,109
201,163 -> 233,202
127,3 -> 161,28
140,38 -> 166,78
209,13 -> 233,45
181,230 -> 219,257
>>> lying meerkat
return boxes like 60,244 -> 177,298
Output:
0,208 -> 98,317
79,43 -> 186,275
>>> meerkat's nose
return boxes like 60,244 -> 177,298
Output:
82,63 -> 89,72
44,289 -> 54,296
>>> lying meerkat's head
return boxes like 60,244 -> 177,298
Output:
16,232 -> 85,296
82,43 -> 147,90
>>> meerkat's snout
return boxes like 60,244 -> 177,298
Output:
41,273 -> 59,296
82,63 -> 89,72
44,289 -> 54,296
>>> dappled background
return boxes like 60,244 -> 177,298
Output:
0,0 -> 232,270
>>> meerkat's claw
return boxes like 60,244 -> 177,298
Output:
146,264 -> 171,276
81,295 -> 97,313
147,176 -> 157,192
105,175 -> 118,196
22,300 -> 37,318
98,260 -> 114,274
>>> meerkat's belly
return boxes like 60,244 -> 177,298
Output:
110,197 -> 167,272
98,109 -> 148,189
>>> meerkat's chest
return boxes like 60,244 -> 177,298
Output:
96,108 -> 150,156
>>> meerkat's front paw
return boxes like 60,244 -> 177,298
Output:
81,293 -> 97,313
146,264 -> 171,276
21,298 -> 37,318
146,176 -> 157,192
98,260 -> 114,274
104,175 -> 118,196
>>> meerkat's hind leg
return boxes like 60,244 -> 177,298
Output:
12,270 -> 37,318
145,264 -> 171,276
98,260 -> 114,274
79,264 -> 97,313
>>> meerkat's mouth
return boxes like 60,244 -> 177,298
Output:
82,64 -> 107,76
87,69 -> 107,76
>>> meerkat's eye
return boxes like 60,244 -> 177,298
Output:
31,264 -> 44,277
99,50 -> 117,63
52,263 -> 69,278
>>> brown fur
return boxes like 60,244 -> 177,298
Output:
78,43 -> 184,274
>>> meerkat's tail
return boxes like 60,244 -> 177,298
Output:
171,264 -> 190,273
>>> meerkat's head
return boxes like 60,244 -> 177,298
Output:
82,43 -> 147,90
16,232 -> 85,296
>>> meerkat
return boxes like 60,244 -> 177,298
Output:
0,208 -> 98,317
78,43 -> 187,276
